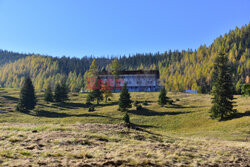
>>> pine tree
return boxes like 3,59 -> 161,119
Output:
158,87 -> 168,106
44,84 -> 54,102
91,76 -> 103,104
16,76 -> 36,112
54,82 -> 69,103
87,77 -> 103,104
118,83 -> 132,111
60,82 -> 69,102
54,83 -> 62,102
123,112 -> 130,124
210,53 -> 237,120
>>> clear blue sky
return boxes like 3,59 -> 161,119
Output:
0,0 -> 249,58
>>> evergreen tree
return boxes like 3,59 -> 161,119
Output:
60,82 -> 69,102
158,87 -> 167,106
158,87 -> 172,106
118,83 -> 132,111
91,76 -> 103,104
87,77 -> 103,104
123,112 -> 130,124
54,82 -> 69,103
210,53 -> 237,120
54,83 -> 62,102
44,84 -> 54,102
16,76 -> 36,111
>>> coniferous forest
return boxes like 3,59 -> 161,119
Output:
0,24 -> 249,93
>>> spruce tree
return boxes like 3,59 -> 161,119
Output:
54,82 -> 69,103
44,84 -> 54,102
158,87 -> 172,106
60,82 -> 69,102
210,53 -> 237,120
91,76 -> 103,104
86,77 -> 103,104
118,83 -> 132,111
123,112 -> 130,124
16,76 -> 36,111
54,83 -> 62,102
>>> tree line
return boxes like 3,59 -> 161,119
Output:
0,24 -> 249,94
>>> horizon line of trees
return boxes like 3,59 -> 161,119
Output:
0,24 -> 249,94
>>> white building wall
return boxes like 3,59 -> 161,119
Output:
99,73 -> 160,92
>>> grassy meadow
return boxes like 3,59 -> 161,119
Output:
0,88 -> 249,166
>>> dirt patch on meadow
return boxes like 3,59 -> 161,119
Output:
0,123 -> 249,166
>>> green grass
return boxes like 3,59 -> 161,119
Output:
0,88 -> 249,141
0,88 -> 249,166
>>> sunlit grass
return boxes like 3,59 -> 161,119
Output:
0,88 -> 249,141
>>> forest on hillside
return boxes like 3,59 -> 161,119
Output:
0,24 -> 249,93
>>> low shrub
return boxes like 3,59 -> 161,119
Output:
136,105 -> 143,111
88,106 -> 95,112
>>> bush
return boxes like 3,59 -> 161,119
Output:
136,105 -> 142,111
167,100 -> 174,105
175,98 -> 180,101
88,106 -> 95,112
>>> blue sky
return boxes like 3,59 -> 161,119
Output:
0,0 -> 249,58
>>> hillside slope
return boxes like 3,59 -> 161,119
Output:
0,50 -> 30,67
0,24 -> 249,92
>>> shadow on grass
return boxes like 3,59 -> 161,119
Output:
96,102 -> 118,107
39,101 -> 118,111
2,96 -> 18,102
131,123 -> 157,129
52,102 -> 87,109
38,103 -> 64,110
220,110 -> 250,121
26,110 -> 109,118
125,123 -> 161,136
128,108 -> 191,116
165,104 -> 199,109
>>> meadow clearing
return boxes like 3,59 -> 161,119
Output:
0,88 -> 249,166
